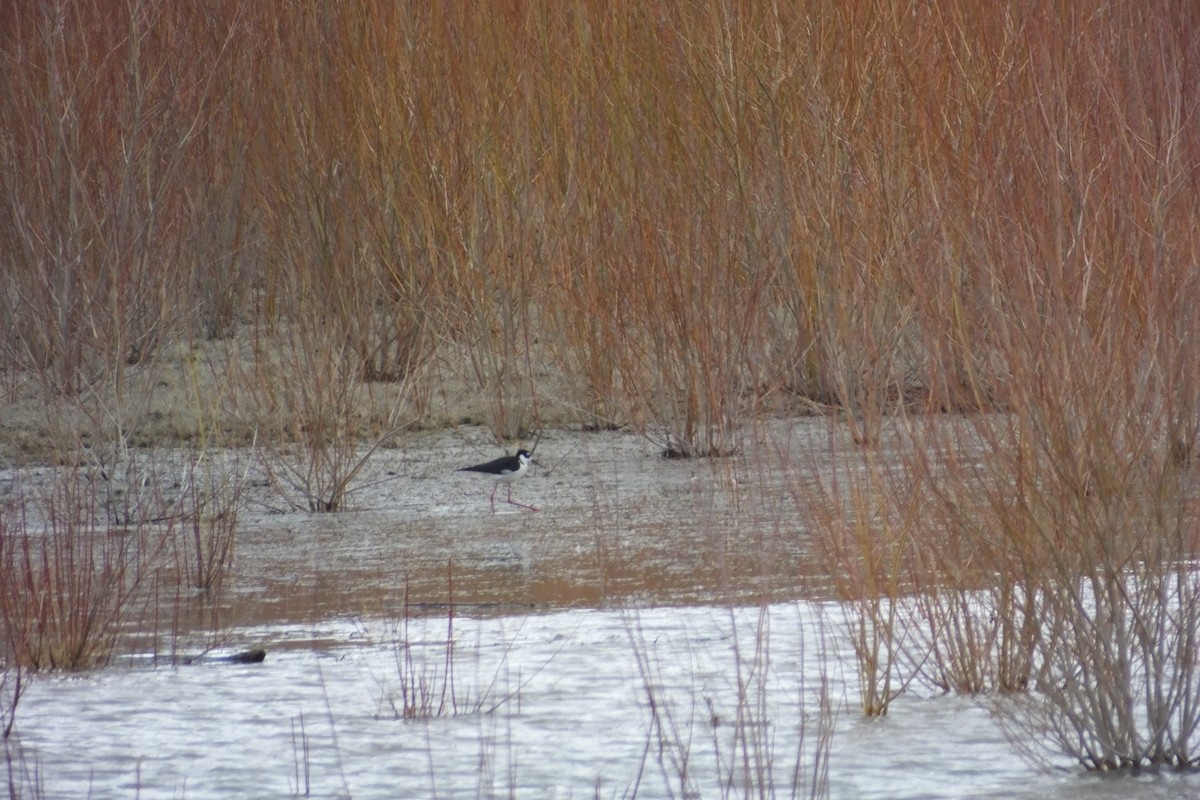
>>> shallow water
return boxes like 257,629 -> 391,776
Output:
193,423 -> 835,630
5,421 -> 1200,798
11,605 -> 1200,799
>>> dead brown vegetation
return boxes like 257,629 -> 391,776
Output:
3,0 -> 1200,775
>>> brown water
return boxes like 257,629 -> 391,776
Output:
211,421 -> 833,635
7,419 -> 1200,798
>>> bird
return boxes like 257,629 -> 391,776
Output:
456,449 -> 539,513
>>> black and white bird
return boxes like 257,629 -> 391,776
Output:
456,449 -> 539,513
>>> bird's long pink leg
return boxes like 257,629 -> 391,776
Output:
505,485 -> 540,512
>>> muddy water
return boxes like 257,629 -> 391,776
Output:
7,420 -> 1200,798
216,423 -> 832,632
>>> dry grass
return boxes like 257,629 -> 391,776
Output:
374,571 -> 528,722
0,463 -> 166,671
0,442 -> 242,674
173,450 -> 245,593
626,603 -> 834,799
4,2 -> 1196,455
3,0 -> 1200,775
784,430 -> 914,716
784,0 -> 1200,768
0,665 -> 21,741
0,0 -> 249,395
0,1 -> 950,456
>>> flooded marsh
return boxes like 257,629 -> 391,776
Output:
4,420 -> 1200,799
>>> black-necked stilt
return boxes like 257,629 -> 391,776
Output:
457,449 -> 539,513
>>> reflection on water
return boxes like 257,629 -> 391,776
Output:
185,424 -> 835,634
13,605 -> 1198,799
6,423 -> 1200,798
